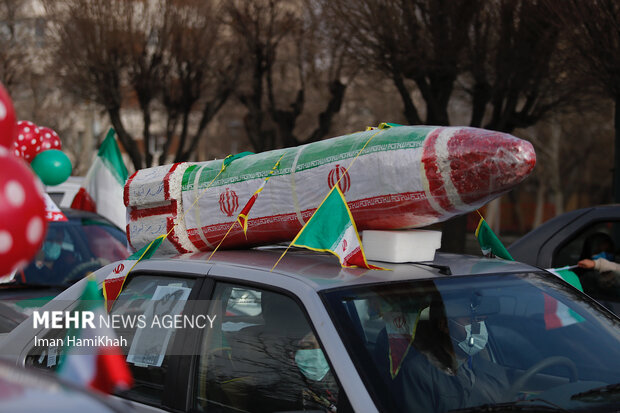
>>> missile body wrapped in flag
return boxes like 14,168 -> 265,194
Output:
125,125 -> 536,253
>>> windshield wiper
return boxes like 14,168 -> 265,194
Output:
449,399 -> 570,412
411,262 -> 452,275
571,382 -> 620,401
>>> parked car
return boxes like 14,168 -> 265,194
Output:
45,176 -> 84,208
2,243 -> 620,412
509,204 -> 620,315
0,208 -> 129,331
0,359 -> 130,412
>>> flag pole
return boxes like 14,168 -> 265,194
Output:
209,153 -> 285,261
207,221 -> 238,261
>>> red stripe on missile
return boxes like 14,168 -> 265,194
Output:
166,216 -> 191,254
124,171 -> 139,207
163,163 -> 181,200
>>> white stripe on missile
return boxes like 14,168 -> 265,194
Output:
420,127 -> 449,216
435,128 -> 467,211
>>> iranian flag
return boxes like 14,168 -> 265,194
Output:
291,185 -> 383,269
58,276 -> 133,393
543,293 -> 585,330
475,217 -> 514,260
547,266 -> 584,292
71,129 -> 128,229
103,235 -> 165,312
384,309 -> 421,378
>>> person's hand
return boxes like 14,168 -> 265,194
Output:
578,259 -> 595,269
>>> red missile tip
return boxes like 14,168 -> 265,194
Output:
423,127 -> 537,211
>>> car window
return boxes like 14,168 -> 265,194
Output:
553,221 -> 620,267
19,219 -> 128,287
323,274 -> 620,412
81,220 -> 128,264
553,221 -> 620,314
109,275 -> 195,406
194,283 -> 348,413
25,274 -> 195,409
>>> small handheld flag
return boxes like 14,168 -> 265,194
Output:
58,277 -> 133,393
237,154 -> 284,237
475,216 -> 513,261
103,235 -> 165,312
546,266 -> 584,292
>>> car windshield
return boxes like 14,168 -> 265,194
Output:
15,216 -> 129,287
323,272 -> 620,412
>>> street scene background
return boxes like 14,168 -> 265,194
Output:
2,0 -> 618,252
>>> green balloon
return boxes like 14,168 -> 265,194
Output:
31,149 -> 72,186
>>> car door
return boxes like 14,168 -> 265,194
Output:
191,280 -> 353,412
24,270 -> 206,413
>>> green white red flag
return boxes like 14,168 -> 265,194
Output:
58,276 -> 133,393
291,185 -> 383,269
547,266 -> 583,292
543,293 -> 584,330
475,217 -> 514,260
71,128 -> 128,229
384,308 -> 421,378
103,235 -> 165,312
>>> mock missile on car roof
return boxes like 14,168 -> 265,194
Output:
124,124 -> 536,254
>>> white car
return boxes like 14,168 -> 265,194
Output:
45,176 -> 84,208
1,246 -> 620,412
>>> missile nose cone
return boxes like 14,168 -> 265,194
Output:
422,127 -> 537,213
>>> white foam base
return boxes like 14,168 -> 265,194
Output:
362,229 -> 442,263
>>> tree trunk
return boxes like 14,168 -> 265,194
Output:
392,72 -> 422,125
108,107 -> 142,171
533,181 -> 547,228
550,122 -> 564,215
615,96 -> 620,203
441,215 -> 467,253
486,198 -> 501,233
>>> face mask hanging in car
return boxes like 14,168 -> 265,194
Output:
457,321 -> 489,357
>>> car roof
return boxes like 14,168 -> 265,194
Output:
58,207 -> 110,220
119,248 -> 542,292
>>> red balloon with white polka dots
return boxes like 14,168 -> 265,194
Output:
12,120 -> 43,163
0,83 -> 17,149
38,126 -> 62,150
0,147 -> 47,276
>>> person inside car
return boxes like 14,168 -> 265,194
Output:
577,232 -> 620,295
293,331 -> 339,412
23,227 -> 75,284
394,297 -> 509,412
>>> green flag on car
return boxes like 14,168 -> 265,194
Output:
475,217 -> 514,261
